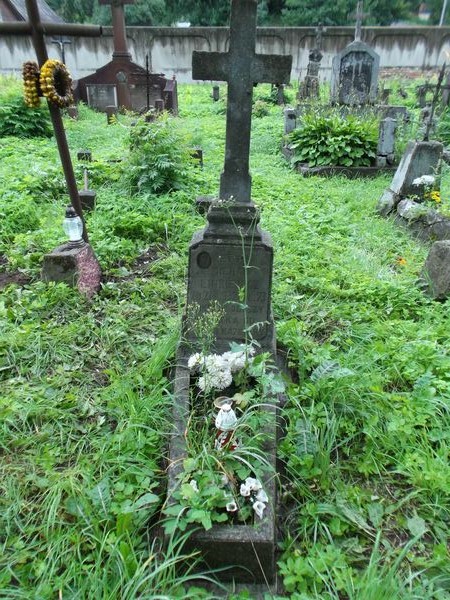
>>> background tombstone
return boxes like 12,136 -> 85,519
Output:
376,117 -> 397,167
330,2 -> 380,105
298,24 -> 323,101
284,107 -> 297,134
377,140 -> 443,216
74,0 -> 178,114
421,241 -> 450,300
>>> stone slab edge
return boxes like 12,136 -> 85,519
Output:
166,345 -> 279,584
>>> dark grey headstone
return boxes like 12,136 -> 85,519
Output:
331,40 -> 380,105
284,107 -> 297,134
185,220 -> 275,354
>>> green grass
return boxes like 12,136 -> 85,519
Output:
1,77 -> 450,598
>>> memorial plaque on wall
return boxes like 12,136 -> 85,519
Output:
86,84 -> 118,110
129,84 -> 161,112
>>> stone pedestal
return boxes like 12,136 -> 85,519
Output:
79,190 -> 96,212
185,204 -> 275,355
67,106 -> 79,119
284,107 -> 297,134
106,105 -> 118,124
41,242 -> 101,298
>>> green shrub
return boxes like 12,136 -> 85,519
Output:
126,113 -> 191,195
0,96 -> 52,138
253,100 -> 270,118
111,212 -> 166,241
437,108 -> 450,145
288,112 -> 378,167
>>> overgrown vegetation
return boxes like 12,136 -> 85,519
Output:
288,111 -> 378,167
1,77 -> 450,598
0,87 -> 52,138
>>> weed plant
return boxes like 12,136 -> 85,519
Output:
1,80 -> 450,597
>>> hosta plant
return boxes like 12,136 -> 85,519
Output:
287,111 -> 378,168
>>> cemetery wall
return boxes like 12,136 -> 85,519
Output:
1,25 -> 449,83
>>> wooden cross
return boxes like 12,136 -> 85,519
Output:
99,0 -> 133,59
23,0 -> 102,242
192,0 -> 292,204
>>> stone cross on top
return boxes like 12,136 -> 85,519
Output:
315,24 -> 324,51
99,0 -> 133,59
192,0 -> 292,204
354,1 -> 364,42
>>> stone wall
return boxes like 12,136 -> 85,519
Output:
1,25 -> 449,83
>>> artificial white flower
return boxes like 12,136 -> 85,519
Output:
255,488 -> 268,503
240,483 -> 251,497
198,368 -> 232,393
252,500 -> 266,519
245,477 -> 262,492
226,500 -> 238,512
204,353 -> 227,373
222,347 -> 255,372
187,352 -> 202,372
189,479 -> 199,492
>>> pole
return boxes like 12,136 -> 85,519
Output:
25,0 -> 89,243
440,0 -> 448,26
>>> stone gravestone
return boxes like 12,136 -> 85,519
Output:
330,2 -> 380,105
376,117 -> 397,167
377,140 -> 443,216
421,241 -> 450,300
186,0 -> 292,356
298,25 -> 323,101
168,0 -> 292,584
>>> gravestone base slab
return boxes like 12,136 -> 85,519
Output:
167,350 -> 278,584
41,242 -> 101,298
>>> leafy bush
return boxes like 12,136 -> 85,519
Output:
126,113 -> 191,194
0,96 -> 52,138
288,112 -> 378,167
253,100 -> 270,118
111,212 -> 167,241
437,108 -> 450,145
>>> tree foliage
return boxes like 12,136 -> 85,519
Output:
47,0 -> 425,26
281,0 -> 412,26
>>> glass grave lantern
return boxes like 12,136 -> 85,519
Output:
63,205 -> 84,245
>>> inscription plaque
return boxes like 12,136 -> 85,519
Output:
86,84 -> 118,110
187,234 -> 273,348
339,51 -> 374,104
